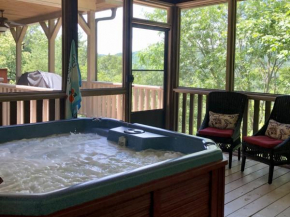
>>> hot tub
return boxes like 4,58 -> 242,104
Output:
0,118 -> 227,217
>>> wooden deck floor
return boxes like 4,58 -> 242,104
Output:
224,154 -> 290,217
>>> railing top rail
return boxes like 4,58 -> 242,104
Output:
0,83 -> 55,92
83,81 -> 163,90
84,81 -> 123,86
0,92 -> 66,102
132,84 -> 163,90
173,87 -> 281,102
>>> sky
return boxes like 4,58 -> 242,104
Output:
79,5 -> 164,55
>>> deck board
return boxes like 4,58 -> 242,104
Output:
223,154 -> 290,217
225,160 -> 258,176
227,180 -> 290,217
276,206 -> 290,217
225,163 -> 268,184
225,165 -> 272,193
253,192 -> 290,217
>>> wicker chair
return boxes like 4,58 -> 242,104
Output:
241,96 -> 290,184
197,91 -> 248,168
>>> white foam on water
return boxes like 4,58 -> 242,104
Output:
0,133 -> 183,194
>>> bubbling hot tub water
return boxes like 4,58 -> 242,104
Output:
0,133 -> 183,194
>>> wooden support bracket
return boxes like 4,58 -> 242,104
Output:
78,14 -> 91,36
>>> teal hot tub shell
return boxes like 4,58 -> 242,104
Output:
0,118 -> 223,216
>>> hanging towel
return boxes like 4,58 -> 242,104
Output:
65,40 -> 82,119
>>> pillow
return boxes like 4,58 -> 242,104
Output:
265,119 -> 290,140
209,111 -> 239,130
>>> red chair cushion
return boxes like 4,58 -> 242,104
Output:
198,127 -> 234,138
243,136 -> 283,148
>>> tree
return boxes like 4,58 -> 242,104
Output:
0,31 -> 17,81
235,0 -> 290,94
97,54 -> 122,83
22,24 -> 48,73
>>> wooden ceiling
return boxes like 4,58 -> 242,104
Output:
0,0 -> 123,25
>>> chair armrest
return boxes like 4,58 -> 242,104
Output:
274,137 -> 290,151
231,115 -> 243,140
198,113 -> 209,131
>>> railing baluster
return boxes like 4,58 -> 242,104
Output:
43,99 -> 49,122
197,95 -> 203,131
10,101 -> 17,125
106,95 -> 111,118
0,102 -> 2,126
102,95 -> 106,117
138,88 -> 141,111
242,100 -> 249,136
55,99 -> 60,120
117,95 -> 122,120
139,89 -> 144,111
174,92 -> 180,131
265,101 -> 271,122
182,93 -> 187,133
17,100 -> 22,124
24,100 -> 30,124
3,102 -> 8,126
49,99 -> 56,121
152,90 -> 156,109
97,96 -> 101,117
112,95 -> 116,119
158,89 -> 162,109
253,100 -> 260,134
36,100 -> 43,123
145,89 -> 149,110
189,94 -> 195,135
30,100 -> 36,123
59,98 -> 65,120
134,88 -> 138,111
161,89 -> 164,109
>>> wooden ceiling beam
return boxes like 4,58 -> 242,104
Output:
95,0 -> 122,11
15,0 -> 97,11
10,11 -> 62,27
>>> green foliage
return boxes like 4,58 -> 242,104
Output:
97,54 -> 122,83
0,31 -> 17,80
22,24 -> 48,73
143,8 -> 167,23
55,34 -> 62,76
0,24 -> 88,82
235,0 -> 290,94
179,4 -> 228,89
78,33 -> 88,81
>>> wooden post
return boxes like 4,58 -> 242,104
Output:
225,0 -> 237,91
10,26 -> 28,81
123,0 -> 133,122
170,6 -> 180,131
61,0 -> 78,119
40,18 -> 62,73
88,11 -> 96,116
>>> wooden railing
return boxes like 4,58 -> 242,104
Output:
0,81 -> 164,125
0,81 -> 278,134
173,87 -> 277,137
0,83 -> 62,125
131,84 -> 163,112
79,81 -> 163,120
79,81 -> 124,120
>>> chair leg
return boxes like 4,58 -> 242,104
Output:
238,147 -> 241,161
241,156 -> 246,171
268,164 -> 274,184
229,150 -> 232,169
